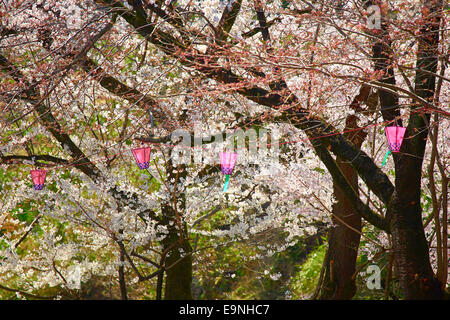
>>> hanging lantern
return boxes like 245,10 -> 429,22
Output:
31,169 -> 47,190
220,152 -> 238,192
131,147 -> 151,169
385,125 -> 406,153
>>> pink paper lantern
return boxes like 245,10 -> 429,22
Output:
31,169 -> 47,190
131,147 -> 151,169
385,126 -> 406,152
220,152 -> 238,175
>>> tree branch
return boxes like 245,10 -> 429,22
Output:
0,154 -> 69,166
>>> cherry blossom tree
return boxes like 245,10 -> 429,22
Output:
0,0 -> 448,300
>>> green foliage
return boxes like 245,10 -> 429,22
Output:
288,244 -> 326,299
191,232 -> 327,300
11,201 -> 39,223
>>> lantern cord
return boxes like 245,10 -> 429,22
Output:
223,174 -> 230,192
381,149 -> 391,167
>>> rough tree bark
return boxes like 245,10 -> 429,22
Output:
319,87 -> 370,300
160,207 -> 193,300
159,158 -> 193,300
383,0 -> 444,299
361,0 -> 445,299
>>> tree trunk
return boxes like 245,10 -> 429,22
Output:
386,0 -> 444,299
160,158 -> 193,300
364,0 -> 444,299
161,218 -> 193,300
388,145 -> 444,299
320,111 -> 367,299
321,188 -> 361,299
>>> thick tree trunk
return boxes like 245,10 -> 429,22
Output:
388,177 -> 443,299
365,0 -> 444,299
388,133 -> 443,298
320,161 -> 361,299
161,218 -> 193,300
320,112 -> 367,299
386,0 -> 444,299
321,179 -> 361,299
160,158 -> 193,300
